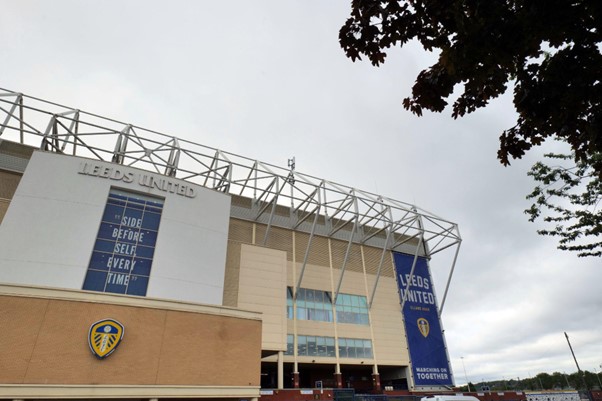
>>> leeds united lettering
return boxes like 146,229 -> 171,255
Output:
78,162 -> 196,198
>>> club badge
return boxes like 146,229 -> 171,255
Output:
88,319 -> 124,359
417,317 -> 430,338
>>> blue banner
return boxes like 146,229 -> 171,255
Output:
83,189 -> 163,296
393,252 -> 452,387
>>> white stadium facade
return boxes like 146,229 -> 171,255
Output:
0,88 -> 463,401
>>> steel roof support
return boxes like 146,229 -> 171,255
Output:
0,87 -> 463,281
438,233 -> 461,316
294,187 -> 322,299
0,92 -> 22,138
164,137 -> 180,177
112,125 -> 132,164
368,204 -> 394,309
261,177 -> 282,246
399,235 -> 424,312
333,191 -> 359,304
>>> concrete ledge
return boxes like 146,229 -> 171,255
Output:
0,384 -> 260,399
0,283 -> 261,321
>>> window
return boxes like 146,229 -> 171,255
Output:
82,189 -> 164,296
286,335 -> 372,359
286,334 -> 294,355
287,287 -> 333,322
339,337 -> 373,359
335,293 -> 369,325
287,287 -> 368,325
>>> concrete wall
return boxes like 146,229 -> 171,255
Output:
0,151 -> 231,305
238,244 -> 288,352
0,284 -> 261,399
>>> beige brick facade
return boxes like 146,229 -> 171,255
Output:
0,285 -> 261,399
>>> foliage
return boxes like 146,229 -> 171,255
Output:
339,0 -> 602,174
480,370 -> 602,391
526,151 -> 602,257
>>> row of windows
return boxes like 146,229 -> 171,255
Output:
287,287 -> 370,325
286,335 -> 373,359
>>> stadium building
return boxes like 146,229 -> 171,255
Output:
0,89 -> 462,400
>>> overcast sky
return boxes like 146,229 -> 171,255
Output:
2,1 -> 601,385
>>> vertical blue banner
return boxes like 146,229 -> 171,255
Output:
393,252 -> 452,387
83,189 -> 163,296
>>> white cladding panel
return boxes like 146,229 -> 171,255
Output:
0,151 -> 230,305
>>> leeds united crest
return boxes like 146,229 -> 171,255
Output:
417,317 -> 430,338
88,319 -> 124,359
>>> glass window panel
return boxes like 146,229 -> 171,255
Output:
134,244 -> 155,259
307,336 -> 317,356
364,340 -> 373,357
104,272 -> 129,294
141,212 -> 161,230
137,229 -> 158,246
338,343 -> 347,358
82,269 -> 107,292
89,251 -> 111,271
127,201 -> 146,211
126,275 -> 149,296
286,335 -> 294,355
102,204 -> 124,224
122,207 -> 143,222
131,257 -> 152,276
298,336 -> 307,356
347,342 -> 356,358
317,337 -> 327,356
93,238 -> 115,253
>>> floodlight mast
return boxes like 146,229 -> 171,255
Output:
565,332 -> 592,401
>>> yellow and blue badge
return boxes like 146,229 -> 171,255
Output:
88,319 -> 125,359
417,317 -> 430,338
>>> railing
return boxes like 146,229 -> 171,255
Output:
0,87 -> 462,311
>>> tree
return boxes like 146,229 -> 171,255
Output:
339,0 -> 602,172
525,149 -> 602,257
339,0 -> 602,255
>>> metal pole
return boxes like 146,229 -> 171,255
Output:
565,332 -> 592,401
461,357 -> 471,392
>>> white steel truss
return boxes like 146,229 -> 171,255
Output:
0,88 -> 462,314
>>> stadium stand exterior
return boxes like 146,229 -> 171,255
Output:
0,89 -> 463,400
